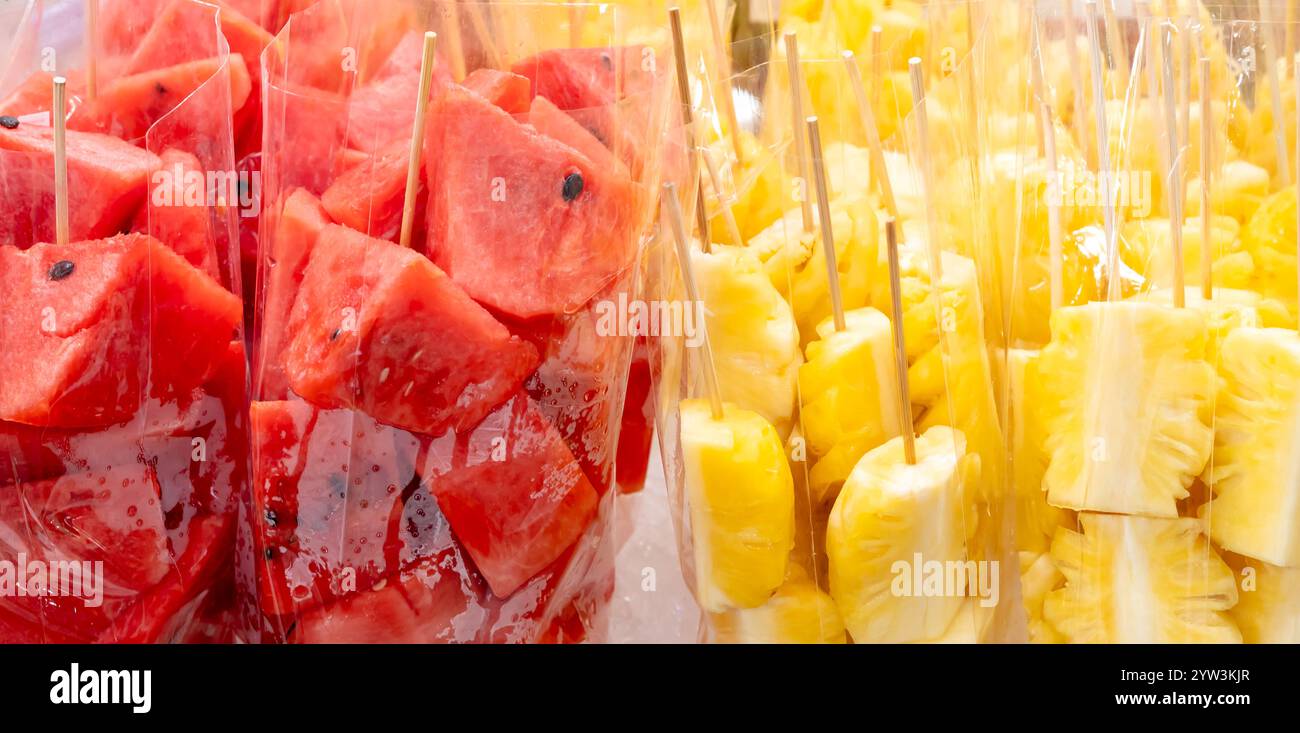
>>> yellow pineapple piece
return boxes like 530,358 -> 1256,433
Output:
680,399 -> 795,613
826,426 -> 973,643
1204,328 -> 1300,567
1135,287 -> 1271,365
1240,186 -> 1299,326
1008,349 -> 1070,555
703,131 -> 786,242
748,195 -> 880,345
1044,513 -> 1242,643
1244,67 -> 1298,188
1186,160 -> 1271,226
799,307 -> 902,506
1121,215 -> 1240,294
712,566 -> 846,644
1224,552 -> 1300,644
1036,302 -> 1216,517
1020,551 -> 1065,644
691,246 -> 803,435
913,599 -> 982,644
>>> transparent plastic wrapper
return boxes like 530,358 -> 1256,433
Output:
0,0 -> 249,642
1007,3 -> 1300,643
648,3 -> 1016,643
250,1 -> 672,643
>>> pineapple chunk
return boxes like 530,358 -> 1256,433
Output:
712,567 -> 846,644
1240,186 -> 1299,326
1122,215 -> 1240,293
1135,287 -> 1267,365
1186,160 -> 1271,225
826,426 -> 972,643
1044,513 -> 1242,643
1036,302 -> 1216,517
691,246 -> 803,435
1019,551 -> 1065,644
749,195 -> 880,345
1008,349 -> 1070,554
703,131 -> 785,241
680,399 -> 795,613
799,307 -> 902,505
1224,553 -> 1300,643
913,599 -> 982,644
1205,328 -> 1300,566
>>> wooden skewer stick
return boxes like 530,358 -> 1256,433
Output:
664,182 -> 725,421
1065,0 -> 1089,161
908,57 -> 943,281
669,6 -> 712,250
1201,55 -> 1214,301
1042,102 -> 1064,312
442,0 -> 466,82
843,50 -> 898,220
1085,1 -> 1120,302
870,25 -> 883,100
464,2 -> 502,70
705,0 -> 743,165
784,32 -> 815,234
1102,0 -> 1126,79
53,76 -> 69,247
399,32 -> 438,249
884,218 -> 916,466
807,116 -> 846,332
1179,17 -> 1193,159
85,0 -> 98,101
1262,2 -> 1291,186
700,145 -> 744,247
1160,27 -> 1186,308
1030,27 -> 1048,158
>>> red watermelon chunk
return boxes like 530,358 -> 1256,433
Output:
262,84 -> 350,195
319,138 -> 415,242
0,121 -> 157,249
423,393 -> 598,598
257,188 -> 331,400
68,55 -> 251,143
130,148 -> 220,277
343,35 -> 453,154
0,234 -> 241,427
615,337 -> 655,493
528,94 -> 623,175
463,68 -> 532,114
283,225 -> 538,435
423,85 -> 639,318
0,465 -> 170,590
511,46 -> 656,110
249,400 -> 421,620
0,71 -> 87,118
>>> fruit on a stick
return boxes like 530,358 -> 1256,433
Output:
1035,302 -> 1215,517
711,567 -> 846,644
680,398 -> 795,613
690,245 -> 802,436
1204,327 -> 1300,566
1043,513 -> 1241,643
826,425 -> 973,643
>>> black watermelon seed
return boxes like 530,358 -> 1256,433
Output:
562,172 -> 584,202
0,115 -> 18,129
600,52 -> 612,71
329,328 -> 341,341
48,260 -> 75,280
154,82 -> 167,96
264,548 -> 275,560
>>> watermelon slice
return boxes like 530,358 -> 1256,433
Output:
511,46 -> 657,110
262,83 -> 350,195
99,0 -> 171,58
124,0 -> 269,76
615,338 -> 655,493
527,94 -> 623,175
423,85 -> 640,318
249,400 -> 422,620
68,55 -> 251,143
463,68 -> 532,115
0,234 -> 242,427
257,188 -> 331,400
130,148 -> 220,276
283,225 -> 539,435
0,121 -> 157,249
423,393 -> 598,598
343,35 -> 453,154
0,71 -> 87,118
319,138 -> 416,242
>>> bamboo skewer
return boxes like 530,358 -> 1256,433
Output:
1030,27 -> 1048,158
669,6 -> 713,249
1085,1 -> 1121,302
884,218 -> 916,465
53,76 -> 69,247
1262,1 -> 1291,186
908,57 -> 943,281
85,0 -> 98,101
1065,0 -> 1089,161
399,32 -> 438,249
664,182 -> 725,421
784,32 -> 815,234
700,145 -> 744,247
705,0 -> 744,164
1161,27 -> 1186,308
843,50 -> 898,220
442,1 -> 466,82
807,116 -> 845,332
464,2 -> 502,70
871,25 -> 883,101
1042,101 -> 1064,312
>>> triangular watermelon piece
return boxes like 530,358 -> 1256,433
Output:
423,393 -> 598,598
249,400 -> 422,620
0,233 -> 242,427
320,138 -> 420,242
0,71 -> 87,118
511,46 -> 656,110
0,120 -> 157,249
257,188 -> 331,400
463,68 -> 532,115
262,83 -> 351,195
68,55 -> 251,142
343,33 -> 453,154
423,85 -> 639,318
130,148 -> 220,277
528,94 -> 623,175
125,0 -> 272,76
283,225 -> 539,435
